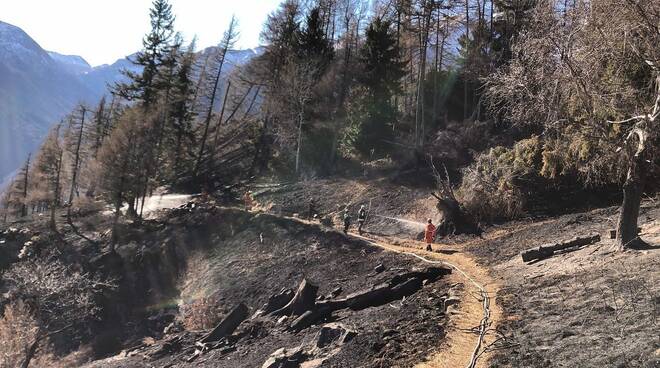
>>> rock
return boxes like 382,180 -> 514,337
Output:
163,321 -> 183,335
261,288 -> 295,315
442,296 -> 461,312
116,241 -> 139,260
374,263 -> 385,273
329,287 -> 343,298
315,323 -> 356,349
262,347 -> 306,368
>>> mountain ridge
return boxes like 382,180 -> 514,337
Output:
0,20 -> 261,183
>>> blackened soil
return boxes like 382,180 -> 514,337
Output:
84,204 -> 450,367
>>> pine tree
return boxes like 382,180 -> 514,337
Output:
297,7 -> 334,67
115,0 -> 175,107
351,18 -> 406,155
168,40 -> 198,183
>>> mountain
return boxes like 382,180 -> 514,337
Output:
47,51 -> 92,74
0,20 -> 262,183
0,20 -> 101,182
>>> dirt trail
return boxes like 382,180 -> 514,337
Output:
233,208 -> 502,368
352,233 -> 502,368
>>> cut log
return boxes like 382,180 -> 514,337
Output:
390,277 -> 424,299
277,266 -> 452,331
200,303 -> 249,344
344,283 -> 392,310
271,279 -> 318,317
521,233 -> 601,262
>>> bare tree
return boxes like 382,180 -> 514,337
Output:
3,259 -> 112,368
279,59 -> 319,175
65,105 -> 87,213
485,0 -> 660,250
194,16 -> 240,179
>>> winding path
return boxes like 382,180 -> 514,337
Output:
351,234 -> 502,368
146,195 -> 501,368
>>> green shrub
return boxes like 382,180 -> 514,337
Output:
457,136 -> 542,222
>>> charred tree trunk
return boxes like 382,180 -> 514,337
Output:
616,133 -> 647,250
271,279 -> 318,317
50,145 -> 64,232
68,107 -> 87,211
20,337 -> 39,368
199,303 -> 248,344
20,154 -> 30,218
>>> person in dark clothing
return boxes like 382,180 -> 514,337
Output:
343,208 -> 351,234
308,197 -> 316,220
357,205 -> 367,235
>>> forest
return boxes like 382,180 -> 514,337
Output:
2,0 -> 658,248
0,0 -> 658,366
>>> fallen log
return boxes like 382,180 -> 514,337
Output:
200,303 -> 249,344
273,267 -> 452,331
271,279 -> 318,317
521,233 -> 601,262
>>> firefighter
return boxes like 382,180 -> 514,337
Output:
424,218 -> 436,251
357,205 -> 367,235
343,208 -> 351,234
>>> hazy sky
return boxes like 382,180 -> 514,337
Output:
0,0 -> 283,66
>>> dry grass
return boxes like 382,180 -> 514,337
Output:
0,300 -> 39,368
0,301 -> 93,368
177,252 -> 224,331
179,297 -> 224,331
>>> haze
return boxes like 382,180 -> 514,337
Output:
0,0 -> 282,66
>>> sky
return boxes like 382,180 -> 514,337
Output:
0,0 -> 283,66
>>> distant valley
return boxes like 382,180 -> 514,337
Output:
0,20 -> 260,183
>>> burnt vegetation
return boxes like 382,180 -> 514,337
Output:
0,0 -> 659,366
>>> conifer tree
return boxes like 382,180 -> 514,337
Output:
349,18 -> 405,155
33,124 -> 64,230
168,40 -> 198,183
297,7 -> 334,68
9,155 -> 32,218
116,0 -> 176,107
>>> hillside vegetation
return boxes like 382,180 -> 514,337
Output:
0,0 -> 658,367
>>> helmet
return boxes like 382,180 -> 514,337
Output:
428,218 -> 433,224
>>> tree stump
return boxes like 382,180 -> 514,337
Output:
271,279 -> 318,317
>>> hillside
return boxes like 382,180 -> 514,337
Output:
0,0 -> 658,367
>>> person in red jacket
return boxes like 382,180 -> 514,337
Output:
424,219 -> 436,251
